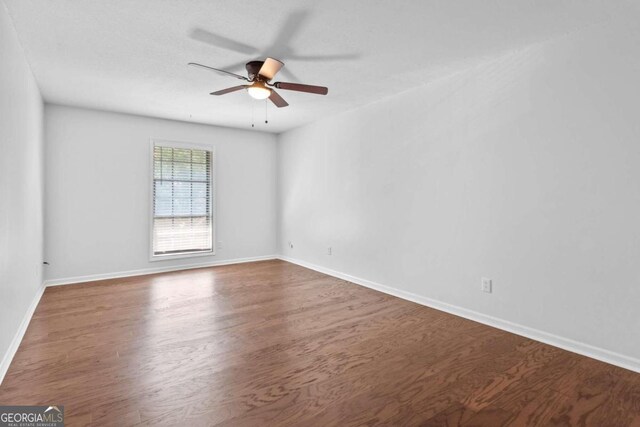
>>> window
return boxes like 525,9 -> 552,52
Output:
151,141 -> 214,259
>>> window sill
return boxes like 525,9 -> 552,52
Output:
149,250 -> 215,262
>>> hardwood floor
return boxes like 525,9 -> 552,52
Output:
1,260 -> 639,426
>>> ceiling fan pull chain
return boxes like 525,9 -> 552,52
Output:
251,100 -> 255,128
265,100 -> 268,124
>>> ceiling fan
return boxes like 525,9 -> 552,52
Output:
188,58 -> 328,108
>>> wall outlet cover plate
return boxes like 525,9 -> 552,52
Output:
481,278 -> 492,293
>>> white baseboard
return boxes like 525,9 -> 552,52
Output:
0,283 -> 46,385
277,255 -> 640,374
44,255 -> 278,287
5,254 -> 637,388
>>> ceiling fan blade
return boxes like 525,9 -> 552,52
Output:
268,90 -> 289,108
258,58 -> 284,81
210,85 -> 248,96
273,82 -> 328,95
188,63 -> 248,81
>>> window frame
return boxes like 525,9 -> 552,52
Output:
148,138 -> 216,262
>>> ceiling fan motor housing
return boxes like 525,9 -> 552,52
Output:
246,61 -> 265,81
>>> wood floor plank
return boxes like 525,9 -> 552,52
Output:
1,259 -> 639,426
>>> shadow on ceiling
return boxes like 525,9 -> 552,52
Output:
189,9 -> 360,82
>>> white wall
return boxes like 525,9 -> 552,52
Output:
278,18 -> 640,363
45,105 -> 277,282
0,3 -> 44,375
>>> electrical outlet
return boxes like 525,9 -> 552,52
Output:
217,241 -> 223,250
481,278 -> 492,293
327,247 -> 332,255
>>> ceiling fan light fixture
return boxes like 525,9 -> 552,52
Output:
246,82 -> 272,100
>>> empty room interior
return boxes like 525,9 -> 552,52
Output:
2,0 -> 640,425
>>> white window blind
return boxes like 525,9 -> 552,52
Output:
152,143 -> 213,257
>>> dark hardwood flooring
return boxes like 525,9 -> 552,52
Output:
1,260 -> 639,426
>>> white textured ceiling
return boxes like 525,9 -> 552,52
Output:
1,0 -> 627,133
